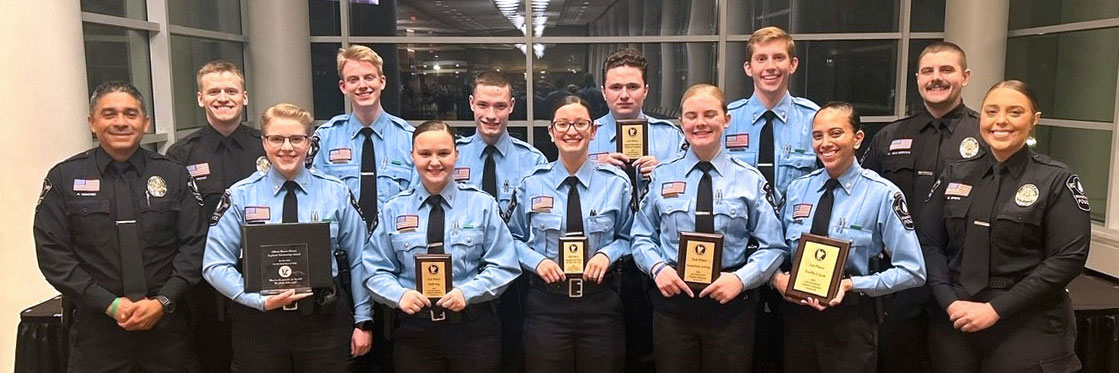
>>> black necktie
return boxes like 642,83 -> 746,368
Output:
111,162 -> 147,300
358,127 -> 377,223
426,195 -> 445,254
758,110 -> 777,186
219,137 -> 237,186
482,145 -> 498,197
916,119 -> 946,196
282,180 -> 299,223
811,178 -> 840,236
695,161 -> 715,233
961,164 -> 1004,295
564,176 -> 584,234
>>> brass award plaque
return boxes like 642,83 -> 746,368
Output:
676,231 -> 724,292
415,254 -> 452,299
559,235 -> 588,276
616,119 -> 649,159
786,233 -> 851,303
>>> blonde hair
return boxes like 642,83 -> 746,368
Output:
196,60 -> 245,89
747,26 -> 796,59
260,103 -> 313,135
680,84 -> 727,114
336,45 -> 384,77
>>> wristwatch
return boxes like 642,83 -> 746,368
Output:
354,320 -> 374,331
155,295 -> 175,314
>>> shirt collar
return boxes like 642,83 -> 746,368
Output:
266,166 -> 311,196
683,147 -> 729,178
95,147 -> 146,176
918,102 -> 968,134
550,159 -> 596,189
415,181 -> 458,209
348,112 -> 386,140
986,146 -> 1030,179
746,92 -> 794,124
815,161 -> 863,195
475,131 -> 513,158
204,124 -> 252,150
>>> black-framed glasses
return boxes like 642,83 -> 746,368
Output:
551,120 -> 593,132
263,135 -> 309,146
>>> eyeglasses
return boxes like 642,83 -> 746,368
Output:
551,120 -> 593,132
263,135 -> 309,146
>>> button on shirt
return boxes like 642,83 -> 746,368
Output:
203,167 -> 372,322
34,147 -> 206,312
364,182 -> 521,308
918,148 -> 1090,318
631,148 -> 787,289
166,124 -> 266,219
455,131 -> 546,212
862,103 -> 984,218
310,112 -> 416,204
782,162 -> 926,297
725,93 -> 821,202
508,160 -> 634,273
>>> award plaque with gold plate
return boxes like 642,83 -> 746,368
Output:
616,119 -> 649,159
559,235 -> 588,277
415,253 -> 452,299
785,233 -> 851,303
676,231 -> 724,292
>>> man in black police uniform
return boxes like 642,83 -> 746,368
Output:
166,60 -> 264,372
34,81 -> 205,371
862,41 -> 984,372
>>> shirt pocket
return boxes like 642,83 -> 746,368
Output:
714,201 -> 748,248
378,163 -> 413,200
842,226 -> 875,276
882,153 -> 917,193
659,198 -> 691,246
529,212 -> 563,259
64,199 -> 113,247
322,163 -> 360,182
942,200 -> 969,239
587,211 -> 616,253
994,206 -> 1045,258
139,199 -> 179,247
449,230 -> 485,270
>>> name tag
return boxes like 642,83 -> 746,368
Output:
329,148 -> 352,163
396,214 -> 419,231
453,167 -> 470,181
725,133 -> 749,149
661,181 -> 686,197
531,196 -> 554,212
187,163 -> 211,178
245,206 -> 271,222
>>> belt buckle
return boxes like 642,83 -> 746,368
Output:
568,278 -> 583,298
283,302 -> 298,311
430,308 -> 446,321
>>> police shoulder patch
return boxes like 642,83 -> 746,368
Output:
188,177 -> 203,207
1066,174 -> 1090,212
36,178 -> 52,208
892,191 -> 915,230
348,190 -> 366,221
763,182 -> 779,213
926,178 -> 942,203
500,193 -> 518,223
305,134 -> 321,168
210,190 -> 231,226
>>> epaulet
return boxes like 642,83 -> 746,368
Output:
889,113 -> 918,125
1029,152 -> 1069,169
727,156 -> 754,170
457,183 -> 483,193
964,106 -> 979,118
385,188 -> 416,204
57,149 -> 95,166
230,171 -> 265,190
308,168 -> 349,187
792,96 -> 821,110
455,135 -> 474,145
386,114 -> 415,132
859,168 -> 897,189
727,97 -> 750,111
525,162 -> 553,177
317,114 -> 350,129
594,162 -> 629,181
510,137 -> 546,158
660,152 -> 687,167
245,126 -> 262,138
174,128 -> 205,143
143,150 -> 176,165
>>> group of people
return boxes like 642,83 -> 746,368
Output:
33,25 -> 1089,373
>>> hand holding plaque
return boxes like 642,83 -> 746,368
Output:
558,235 -> 588,278
676,232 -> 724,293
415,254 -> 452,299
785,233 -> 851,304
616,119 -> 649,160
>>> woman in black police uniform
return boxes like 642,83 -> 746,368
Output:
919,80 -> 1089,372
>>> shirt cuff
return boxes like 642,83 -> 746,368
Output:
157,277 -> 189,302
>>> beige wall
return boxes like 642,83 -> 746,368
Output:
0,1 -> 91,370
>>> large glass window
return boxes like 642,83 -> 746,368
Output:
910,0 -> 946,32
311,43 -> 345,120
170,36 -> 246,131
543,0 -> 717,37
357,0 -> 525,37
83,23 -> 155,133
1005,28 -> 1119,122
309,0 -> 342,36
168,0 -> 242,34
1031,126 -> 1111,222
81,0 -> 146,20
905,39 -> 940,115
396,44 -> 527,121
1009,0 -> 1119,30
727,0 -> 899,34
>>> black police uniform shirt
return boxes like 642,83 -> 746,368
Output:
165,124 -> 266,218
917,147 -> 1090,318
33,147 -> 207,312
863,103 -> 984,218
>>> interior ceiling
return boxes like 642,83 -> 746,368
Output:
396,0 -> 617,35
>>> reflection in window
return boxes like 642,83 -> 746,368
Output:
726,40 -> 897,116
906,39 -> 940,115
309,0 -> 342,36
534,43 -> 717,120
81,0 -> 146,20
168,0 -> 241,34
727,0 -> 899,34
83,23 -> 155,133
358,0 -> 524,37
170,36 -> 245,131
311,43 -> 344,120
1009,0 -> 1119,30
1005,28 -> 1119,122
397,44 -> 527,121
910,0 -> 946,32
539,0 -> 716,37
1031,126 -> 1111,222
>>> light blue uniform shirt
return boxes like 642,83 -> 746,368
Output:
364,182 -> 521,308
726,93 -> 821,202
781,162 -> 926,297
310,111 -> 416,203
508,159 -> 633,273
454,131 -> 546,213
631,148 -> 787,290
203,167 -> 372,322
588,112 -> 685,165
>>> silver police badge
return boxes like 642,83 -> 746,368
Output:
959,137 -> 980,158
256,156 -> 270,173
147,176 -> 167,197
1015,183 -> 1039,207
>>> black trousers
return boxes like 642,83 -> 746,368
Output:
648,284 -> 757,373
523,287 -> 625,373
783,296 -> 878,373
68,307 -> 198,372
187,282 -> 232,373
229,299 -> 353,373
617,257 -> 654,372
928,289 -> 1080,373
877,286 -> 932,373
498,275 -> 529,373
393,304 -> 501,373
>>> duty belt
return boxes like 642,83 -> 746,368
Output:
528,275 -> 614,298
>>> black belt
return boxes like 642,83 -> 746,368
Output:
951,273 -> 1022,290
528,275 -> 614,298
396,301 -> 494,323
